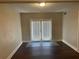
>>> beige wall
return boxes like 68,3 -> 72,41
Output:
78,10 -> 79,50
0,4 -> 22,59
21,13 -> 63,42
63,8 -> 78,49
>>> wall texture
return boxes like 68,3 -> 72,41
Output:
21,13 -> 63,42
0,4 -> 22,59
63,8 -> 78,50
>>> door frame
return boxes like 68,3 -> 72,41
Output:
30,19 -> 52,42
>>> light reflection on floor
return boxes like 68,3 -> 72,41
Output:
28,41 -> 59,47
27,41 -> 59,56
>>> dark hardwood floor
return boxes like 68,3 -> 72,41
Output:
11,41 -> 79,59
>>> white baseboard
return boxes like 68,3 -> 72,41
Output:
23,41 -> 31,43
62,40 -> 79,53
53,40 -> 62,41
7,42 -> 23,59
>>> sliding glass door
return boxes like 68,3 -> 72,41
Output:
31,20 -> 52,41
42,21 -> 52,41
31,21 -> 41,41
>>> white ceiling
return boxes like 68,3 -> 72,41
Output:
7,3 -> 78,13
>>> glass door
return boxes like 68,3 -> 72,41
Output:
31,20 -> 41,41
31,20 -> 52,41
42,20 -> 52,41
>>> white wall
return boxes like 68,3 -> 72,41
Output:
63,8 -> 79,51
0,4 -> 22,59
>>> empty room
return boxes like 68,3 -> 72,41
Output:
0,0 -> 79,59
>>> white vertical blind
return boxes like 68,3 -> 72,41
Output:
31,21 -> 41,41
31,20 -> 52,41
42,20 -> 52,41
